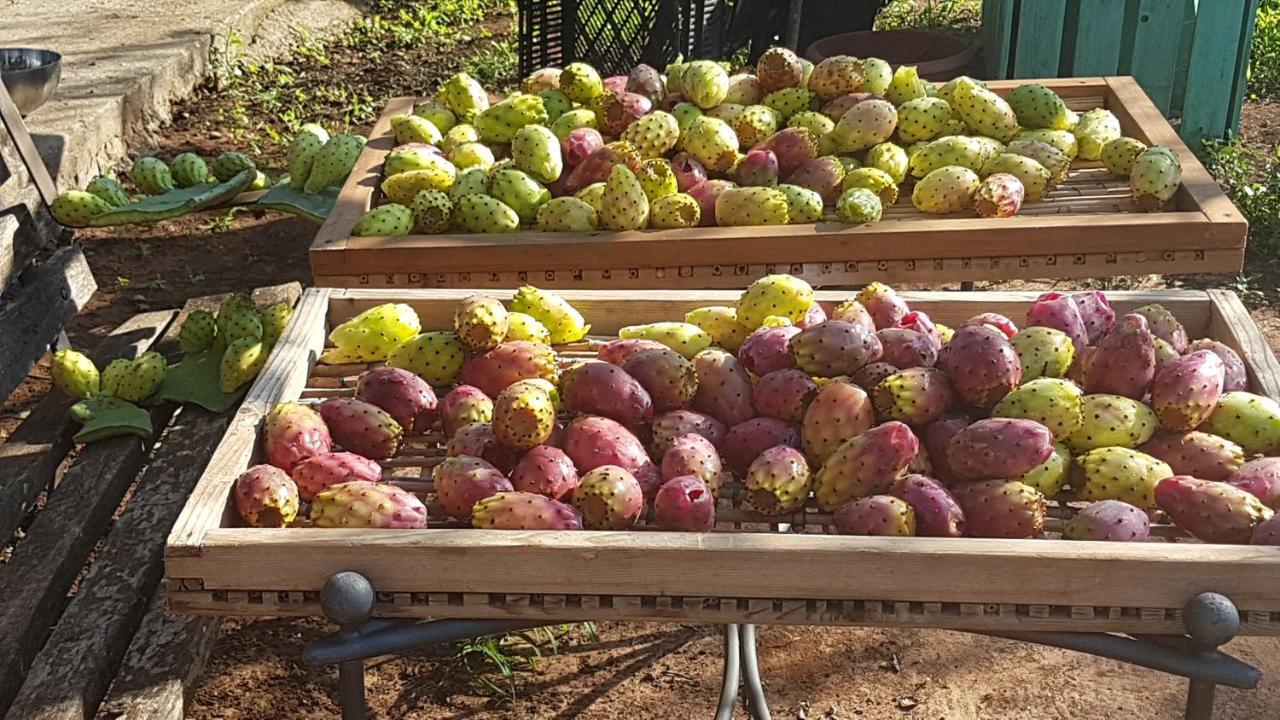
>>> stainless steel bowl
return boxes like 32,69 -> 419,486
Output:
1,48 -> 62,116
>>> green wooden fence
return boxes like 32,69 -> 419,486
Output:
981,0 -> 1260,148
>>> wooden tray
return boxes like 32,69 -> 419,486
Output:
166,287 -> 1280,635
309,77 -> 1246,290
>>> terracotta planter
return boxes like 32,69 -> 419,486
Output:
805,30 -> 977,81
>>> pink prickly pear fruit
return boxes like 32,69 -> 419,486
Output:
724,417 -> 801,475
1066,346 -> 1094,386
876,329 -> 936,368
472,491 -> 583,530
895,311 -> 942,351
440,385 -> 494,437
1228,457 -> 1280,509
742,445 -> 811,514
797,302 -> 827,329
560,415 -> 659,493
511,445 -> 580,501
1151,350 -> 1225,430
1252,514 -> 1280,544
813,421 -> 919,511
627,63 -> 666,100
692,348 -> 756,427
622,347 -> 699,412
738,324 -> 800,376
459,341 -> 559,399
263,402 -> 332,473
560,361 -> 654,426
446,422 -> 521,472
564,143 -> 639,194
801,380 -> 875,464
1026,292 -> 1088,351
1139,430 -> 1244,483
946,418 -> 1055,482
318,397 -> 403,460
573,465 -> 645,529
654,475 -> 717,531
831,299 -> 876,333
935,324 -> 1022,408
1063,500 -> 1151,541
651,409 -> 728,456
974,172 -> 1025,217
872,367 -> 956,427
1071,291 -> 1115,344
563,127 -> 606,167
602,75 -> 629,93
671,152 -> 707,192
234,465 -> 300,527
1084,314 -> 1156,400
1156,475 -> 1274,544
966,312 -> 1018,340
597,338 -> 667,365
291,452 -> 383,501
310,481 -> 428,529
856,282 -> 909,330
355,366 -> 437,433
1186,339 -> 1248,392
833,495 -> 916,536
1133,304 -> 1189,353
659,91 -> 687,110
433,454 -> 514,519
922,414 -> 972,484
784,156 -> 844,204
852,361 -> 899,390
790,321 -> 883,377
754,127 -> 819,175
821,92 -> 879,121
889,474 -> 965,537
686,179 -> 736,227
594,90 -> 652,136
662,432 -> 724,490
733,148 -> 779,186
753,368 -> 819,423
952,480 -> 1046,539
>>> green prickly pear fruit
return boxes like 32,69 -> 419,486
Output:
635,159 -> 678,201
550,108 -> 598,139
536,196 -> 598,232
737,274 -> 814,330
1101,136 -> 1148,177
179,310 -> 218,354
220,307 -> 263,346
682,60 -> 730,109
304,134 -> 365,194
872,367 -> 955,427
764,88 -> 815,123
171,153 -> 209,188
833,495 -> 917,536
100,358 -> 131,398
953,78 -> 1019,141
114,351 -> 166,403
385,145 -> 446,177
885,65 -> 928,106
559,63 -> 604,104
909,136 -> 990,178
599,164 -> 650,230
731,104 -> 780,148
1067,393 -> 1157,453
715,186 -> 789,226
670,102 -> 703,133
49,190 -> 112,226
832,98 -> 897,153
1005,140 -> 1071,185
391,114 -> 442,145
212,152 -> 254,182
861,57 -> 892,95
685,306 -> 748,352
1016,128 -> 1078,159
411,189 -> 454,233
449,167 -> 490,202
505,312 -> 551,344
539,87 -> 572,122
1202,392 -> 1280,455
1014,442 -> 1071,497
511,286 -> 589,344
322,303 -> 421,364
1006,83 -> 1073,130
787,109 -> 834,138
220,338 -> 266,393
864,142 -> 909,183
622,110 -> 680,159
743,445 -> 812,514
488,168 -> 550,224
618,322 -> 713,359
387,331 -> 466,386
450,142 -> 496,171
287,128 -> 327,190
681,116 -> 740,173
1010,326 -> 1076,380
808,56 -> 864,102
842,167 -> 898,206
492,380 -> 556,451
353,204 -> 414,237
836,187 -> 883,223
649,193 -> 701,228
453,194 -> 520,233
983,153 -> 1050,201
130,157 -> 174,195
1130,145 -> 1183,211
756,47 -> 804,92
260,303 -> 294,349
437,71 -> 490,118
477,93 -> 548,144
575,182 -> 606,214
85,176 -> 130,208
413,101 -> 456,134
1074,447 -> 1172,509
895,97 -> 951,144
991,377 -> 1084,438
441,123 -> 480,155
1072,108 -> 1122,160
51,349 -> 100,398
776,183 -> 823,224
381,164 -> 455,204
912,166 -> 979,214
511,124 -> 563,183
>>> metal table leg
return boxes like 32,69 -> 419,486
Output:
741,624 -> 773,720
715,624 -> 741,720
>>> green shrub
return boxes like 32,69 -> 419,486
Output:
1205,138 -> 1280,288
1251,0 -> 1280,97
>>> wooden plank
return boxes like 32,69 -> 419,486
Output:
94,587 -> 220,720
5,405 -> 233,720
1126,0 -> 1187,114
981,0 -> 1014,77
1180,0 -> 1254,145
1206,289 -> 1280,401
1011,1 -> 1067,77
1070,0 -> 1126,75
0,310 -> 176,545
0,246 -> 96,401
0,82 -> 57,206
1227,0 -> 1262,134
0,133 -> 60,291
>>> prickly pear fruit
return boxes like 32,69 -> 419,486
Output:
911,165 -> 978,214
909,136 -> 990,178
234,465 -> 300,527
791,321 -> 883,378
1006,139 -> 1070,184
264,402 -> 332,472
851,285 -> 903,331
130,157 -> 174,195
616,323 -> 713,361
1066,393 -> 1158,452
946,418 -> 1054,481
756,47 -> 804,92
1157,475 -> 1274,544
1203,392 -> 1280,455
1101,137 -> 1148,177
737,445 -> 808,514
886,64 -> 929,105
800,380 -> 874,464
310,481 -> 427,529
684,306 -> 748,352
1083,314 -> 1156,400
219,338 -> 265,393
680,116 -> 740,173
724,418 -> 801,475
832,495 -> 915,536
895,96 -> 951,144
86,176 -> 131,208
747,368 -> 815,423
875,329 -> 935,369
438,386 -> 492,437
1139,430 -> 1244,483
651,409 -> 728,456
305,134 -> 365,194
884,474 -> 961,536
647,193 -> 700,228
662,432 -> 724,492
1229,457 -> 1280,509
1064,500 -> 1150,542
432,455 -> 513,520
561,415 -> 658,488
974,172 -> 1025,217
991,377 -> 1084,438
1012,441 -> 1071,496
48,190 -> 112,226
1129,304 -> 1188,355
737,324 -> 799,377
814,421 -> 918,511
951,480 -> 1045,538
713,186 -> 790,226
873,368 -> 955,427
453,193 -> 519,233
935,324 -> 1021,408
835,187 -> 883,224
459,340 -> 558,399
387,331 -> 466,387
560,361 -> 654,426
322,303 -> 421,364
1185,339 -> 1247,392
51,349 -> 99,399
1074,447 -> 1172,509
1150,350 -> 1224,430
511,285 -> 589,344
453,295 -> 509,353
471,491 -> 583,530
1025,292 -> 1088,351
654,475 -> 717,531
446,423 -> 521,473
1252,514 -> 1280,544
1073,108 -> 1122,160
510,445 -> 579,501
832,98 -> 897,153
622,347 -> 698,412
572,465 -> 644,530
318,397 -> 403,460
355,366 -> 437,432
1006,83 -> 1073,130
505,312 -> 552,344
597,339 -> 666,365
291,452 -> 382,502
170,152 -> 209,188
736,274 -> 814,329
492,380 -> 556,451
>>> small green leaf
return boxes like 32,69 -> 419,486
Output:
70,397 -> 153,443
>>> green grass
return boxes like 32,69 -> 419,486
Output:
1204,137 -> 1280,302
449,624 -> 597,701
1250,0 -> 1280,98
874,0 -> 982,34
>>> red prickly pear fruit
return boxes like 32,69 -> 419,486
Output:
872,367 -> 956,427
738,324 -> 801,376
573,465 -> 645,529
935,324 -> 1022,408
742,445 -> 811,514
439,385 -> 493,437
1228,457 -> 1280,509
595,90 -> 652,136
875,328 -> 936,368
565,143 -> 637,194
654,475 -> 717,531
733,148 -> 780,186
946,418 -> 1055,481
318,398 -> 403,460
801,380 -> 875,464
813,421 -> 919,511
651,410 -> 728,456
692,348 -> 756,427
459,341 -> 559,400
662,432 -> 724,490
951,480 -> 1046,539
833,495 -> 916,536
753,368 -> 819,423
597,338 -> 667,365
263,402 -> 332,473
785,156 -> 844,204
1066,345 -> 1094,386
472,491 -> 583,530
889,474 -> 964,537
790,321 -> 883,377
922,414 -> 972,484
355,366 -> 437,433
851,362 -> 899,390
1133,303 -> 1189,353
754,127 -> 819,175
234,465 -> 300,527
1253,514 -> 1280,544
433,455 -> 514,519
831,299 -> 876,333
291,452 -> 383,501
1156,475 -> 1274,544
856,283 -> 909,330
1026,292 -> 1088,350
627,63 -> 666,100
1071,291 -> 1115,344
896,311 -> 941,350
561,415 -> 658,489
1151,350 -> 1225,430
560,361 -> 654,426
671,152 -> 708,192
1063,500 -> 1150,541
797,302 -> 828,329
821,92 -> 879,121
686,179 -> 736,227
622,347 -> 699,412
1139,430 -> 1244,483
1186,339 -> 1248,392
724,417 -> 801,475
511,445 -> 580,501
965,312 -> 1018,340
1084,314 -> 1156,400
446,422 -> 522,473
563,127 -> 606,168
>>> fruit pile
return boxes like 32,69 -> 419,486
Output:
233,276 -> 1280,546
352,49 -> 1183,236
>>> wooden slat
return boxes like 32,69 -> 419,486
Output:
1011,0 -> 1067,77
0,136 -> 60,291
1206,289 -> 1280,401
1126,0 -> 1187,114
1226,0 -> 1262,134
1069,0 -> 1126,75
0,82 -> 56,205
0,246 -> 96,401
981,0 -> 1014,77
1180,0 -> 1254,146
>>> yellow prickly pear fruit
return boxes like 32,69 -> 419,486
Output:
685,306 -> 749,352
618,322 -> 713,359
321,303 -> 422,364
51,349 -> 100,399
511,286 -> 590,344
737,274 -> 815,329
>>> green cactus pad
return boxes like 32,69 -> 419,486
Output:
69,396 -> 154,443
154,348 -> 250,412
80,170 -> 256,227
253,182 -> 338,224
